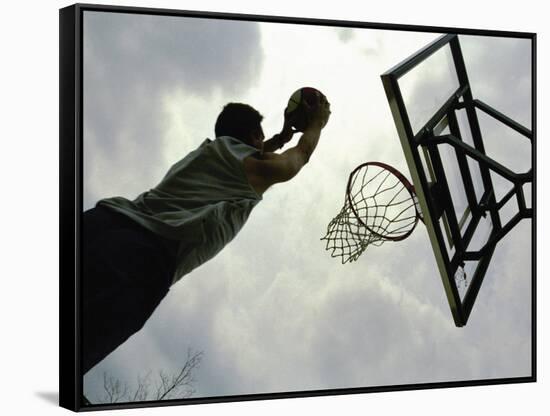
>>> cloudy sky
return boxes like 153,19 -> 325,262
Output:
81,11 -> 532,403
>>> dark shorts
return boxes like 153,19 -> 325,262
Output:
82,205 -> 178,374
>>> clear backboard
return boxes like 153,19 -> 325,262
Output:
380,34 -> 533,327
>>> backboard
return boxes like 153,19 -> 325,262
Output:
381,34 -> 532,327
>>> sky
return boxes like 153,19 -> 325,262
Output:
81,11 -> 532,403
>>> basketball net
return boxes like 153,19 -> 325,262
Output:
322,162 -> 423,263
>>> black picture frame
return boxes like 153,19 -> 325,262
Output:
60,3 -> 536,412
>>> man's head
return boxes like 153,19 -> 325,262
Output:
215,103 -> 265,149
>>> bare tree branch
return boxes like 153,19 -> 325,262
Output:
102,372 -> 129,403
131,370 -> 152,402
156,349 -> 203,400
94,349 -> 203,404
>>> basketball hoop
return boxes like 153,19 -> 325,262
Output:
321,161 -> 423,263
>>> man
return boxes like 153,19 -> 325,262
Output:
82,94 -> 331,374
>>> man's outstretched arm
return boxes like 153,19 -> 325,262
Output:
262,133 -> 290,153
243,97 -> 331,195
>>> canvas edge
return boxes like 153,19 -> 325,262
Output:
59,3 -> 84,412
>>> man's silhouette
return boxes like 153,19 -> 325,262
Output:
82,95 -> 331,374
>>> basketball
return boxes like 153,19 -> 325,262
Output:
284,87 -> 325,132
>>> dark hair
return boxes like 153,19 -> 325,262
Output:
214,103 -> 264,143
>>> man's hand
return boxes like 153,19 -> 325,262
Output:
278,110 -> 299,146
260,92 -> 330,154
262,111 -> 298,152
276,93 -> 331,148
243,94 -> 331,195
304,94 -> 331,131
